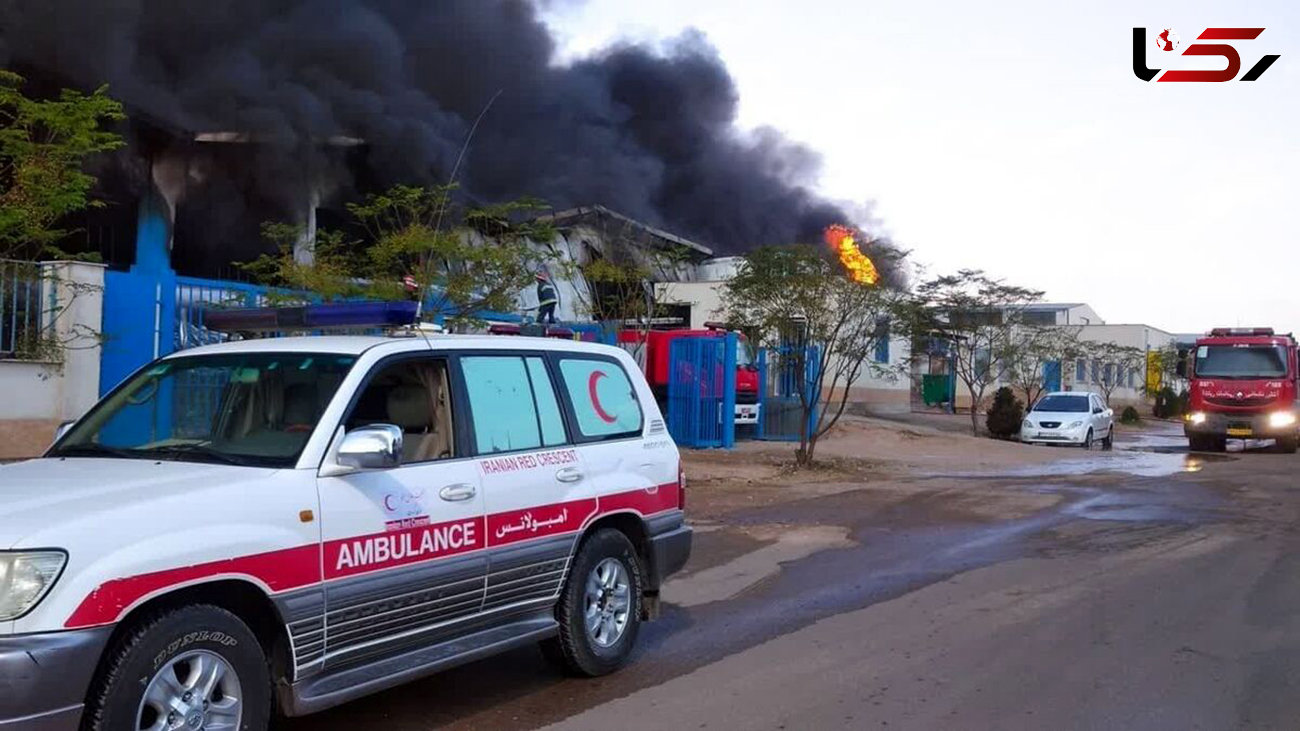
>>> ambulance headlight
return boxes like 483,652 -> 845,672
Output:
1268,411 -> 1297,429
0,551 -> 67,620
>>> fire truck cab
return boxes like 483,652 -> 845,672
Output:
1181,327 -> 1300,453
616,325 -> 761,425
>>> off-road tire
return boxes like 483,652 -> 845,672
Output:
541,528 -> 644,677
84,605 -> 272,731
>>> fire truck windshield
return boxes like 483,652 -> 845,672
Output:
1195,345 -> 1288,379
736,341 -> 754,367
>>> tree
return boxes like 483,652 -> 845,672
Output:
1146,343 -> 1182,395
723,243 -> 908,467
240,223 -> 367,304
0,71 -> 124,261
911,270 -> 1043,435
1006,325 -> 1082,407
243,184 -> 556,331
1078,340 -> 1147,405
985,386 -> 1025,440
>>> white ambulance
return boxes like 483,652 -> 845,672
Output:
0,328 -> 690,730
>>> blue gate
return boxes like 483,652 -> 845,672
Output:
1043,360 -> 1062,393
666,333 -> 737,449
756,344 -> 820,441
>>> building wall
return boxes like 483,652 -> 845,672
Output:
0,262 -> 105,460
655,281 -> 726,330
1064,323 -> 1176,406
1063,304 -> 1103,325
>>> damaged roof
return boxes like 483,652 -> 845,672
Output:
539,205 -> 713,258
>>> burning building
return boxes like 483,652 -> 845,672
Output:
1,0 -> 865,281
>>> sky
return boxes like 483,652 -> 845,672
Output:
541,0 -> 1300,336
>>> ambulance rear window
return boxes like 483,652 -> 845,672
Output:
557,357 -> 643,441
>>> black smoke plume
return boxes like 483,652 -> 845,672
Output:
0,0 -> 859,259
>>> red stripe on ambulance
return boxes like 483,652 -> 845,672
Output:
64,484 -> 679,629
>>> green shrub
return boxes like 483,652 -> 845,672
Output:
1153,386 -> 1179,418
1121,405 -> 1141,424
986,386 -> 1025,440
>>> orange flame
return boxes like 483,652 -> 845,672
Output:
824,224 -> 879,285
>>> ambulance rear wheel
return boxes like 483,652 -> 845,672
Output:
543,528 -> 644,677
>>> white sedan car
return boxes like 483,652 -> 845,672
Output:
1020,391 -> 1114,449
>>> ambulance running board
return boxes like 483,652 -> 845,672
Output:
282,613 -> 559,716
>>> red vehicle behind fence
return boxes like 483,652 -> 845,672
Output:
1181,327 -> 1299,453
617,326 -> 760,424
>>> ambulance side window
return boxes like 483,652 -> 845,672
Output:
461,355 -> 567,454
557,357 -> 643,440
345,357 -> 456,464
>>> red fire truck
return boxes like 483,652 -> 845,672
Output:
1181,328 -> 1299,453
617,326 -> 761,424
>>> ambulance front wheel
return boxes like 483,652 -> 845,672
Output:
85,604 -> 273,731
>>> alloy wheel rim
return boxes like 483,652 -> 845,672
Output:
584,557 -> 632,647
136,649 -> 242,731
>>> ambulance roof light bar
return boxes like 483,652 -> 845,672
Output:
1209,327 -> 1275,337
203,301 -> 419,333
487,323 -> 576,340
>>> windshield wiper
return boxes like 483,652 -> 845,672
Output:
138,444 -> 260,467
51,443 -> 149,460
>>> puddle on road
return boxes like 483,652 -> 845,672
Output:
663,525 -> 854,607
936,427 -> 1240,479
999,452 -> 1224,478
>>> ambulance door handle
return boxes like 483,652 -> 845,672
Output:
439,483 -> 477,502
556,467 -> 585,483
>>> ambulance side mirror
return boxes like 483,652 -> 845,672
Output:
337,424 -> 403,470
52,420 -> 75,445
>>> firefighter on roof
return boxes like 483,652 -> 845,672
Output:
535,269 -> 559,324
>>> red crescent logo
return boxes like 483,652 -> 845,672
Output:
383,495 -> 396,512
588,371 -> 618,423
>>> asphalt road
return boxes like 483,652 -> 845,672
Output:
289,424 -> 1300,730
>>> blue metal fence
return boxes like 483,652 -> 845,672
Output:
756,344 -> 820,442
666,333 -> 736,449
175,276 -> 284,350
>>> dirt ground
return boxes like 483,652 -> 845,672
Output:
681,414 -> 1092,521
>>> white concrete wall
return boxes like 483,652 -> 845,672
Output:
839,335 -> 913,414
0,361 -> 62,419
655,281 -> 726,330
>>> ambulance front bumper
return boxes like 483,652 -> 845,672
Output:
0,627 -> 112,729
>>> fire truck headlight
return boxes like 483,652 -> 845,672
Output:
0,551 -> 66,621
1268,411 -> 1297,429
1187,412 -> 1208,426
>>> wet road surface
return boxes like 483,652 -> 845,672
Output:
288,423 -> 1300,729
